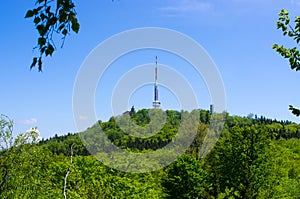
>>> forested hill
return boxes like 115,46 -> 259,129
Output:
1,109 -> 300,198
39,109 -> 300,157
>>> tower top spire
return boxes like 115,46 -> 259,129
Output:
155,56 -> 158,85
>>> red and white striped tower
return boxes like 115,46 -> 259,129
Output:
153,56 -> 161,108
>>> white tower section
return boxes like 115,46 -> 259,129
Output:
152,56 -> 161,108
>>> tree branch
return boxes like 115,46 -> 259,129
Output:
63,143 -> 74,199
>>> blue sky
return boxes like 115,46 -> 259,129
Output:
1,0 -> 300,138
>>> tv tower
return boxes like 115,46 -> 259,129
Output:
152,56 -> 161,108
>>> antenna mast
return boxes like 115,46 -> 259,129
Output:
153,56 -> 161,108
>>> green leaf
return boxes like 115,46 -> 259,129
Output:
289,105 -> 300,116
62,29 -> 68,36
272,44 -> 278,49
34,17 -> 41,24
30,57 -> 38,69
25,10 -> 34,18
37,25 -> 47,36
71,21 -> 80,33
288,31 -> 294,37
38,57 -> 42,72
40,13 -> 47,21
38,37 -> 46,46
59,12 -> 67,23
35,6 -> 43,12
285,18 -> 290,25
48,17 -> 57,26
282,9 -> 289,15
45,45 -> 54,56
46,6 -> 51,15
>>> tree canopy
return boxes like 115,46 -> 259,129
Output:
1,109 -> 300,198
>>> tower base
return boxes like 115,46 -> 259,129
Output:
153,101 -> 161,109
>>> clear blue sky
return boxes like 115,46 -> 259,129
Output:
1,0 -> 300,139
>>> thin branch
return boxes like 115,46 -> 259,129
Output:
63,143 -> 74,199
0,164 -> 9,192
288,24 -> 296,34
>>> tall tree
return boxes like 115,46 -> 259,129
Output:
0,115 -> 43,196
207,125 -> 271,198
162,154 -> 209,199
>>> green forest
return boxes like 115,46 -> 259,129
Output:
1,109 -> 300,199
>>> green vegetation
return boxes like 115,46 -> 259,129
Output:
273,9 -> 300,116
1,109 -> 300,198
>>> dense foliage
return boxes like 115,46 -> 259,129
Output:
1,109 -> 300,198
